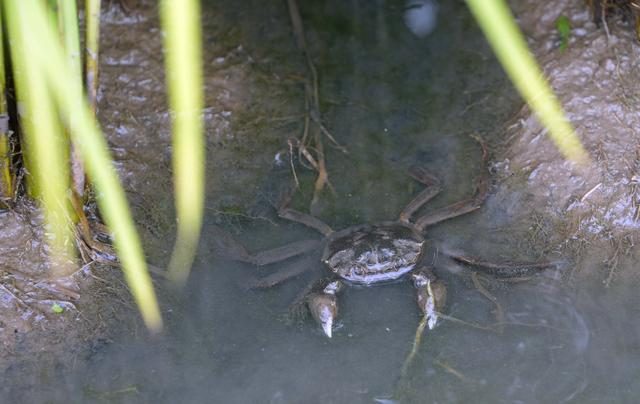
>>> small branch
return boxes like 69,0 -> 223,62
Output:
401,315 -> 429,377
286,0 -> 346,213
435,359 -> 472,383
471,272 -> 504,334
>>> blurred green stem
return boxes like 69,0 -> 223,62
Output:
58,0 -> 87,197
160,0 -> 205,286
4,0 -> 162,331
85,0 -> 101,114
556,16 -> 571,53
58,0 -> 82,78
5,2 -> 74,275
465,0 -> 588,164
0,9 -> 13,201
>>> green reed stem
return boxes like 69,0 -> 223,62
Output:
3,0 -> 162,331
58,0 -> 86,196
160,0 -> 205,286
58,0 -> 82,79
85,0 -> 101,113
0,9 -> 13,201
5,2 -> 74,276
465,0 -> 589,164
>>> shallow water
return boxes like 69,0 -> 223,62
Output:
9,1 -> 640,403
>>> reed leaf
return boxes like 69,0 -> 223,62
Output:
0,8 -> 12,200
85,0 -> 101,112
465,0 -> 589,164
160,0 -> 205,286
5,1 -> 74,275
3,0 -> 162,331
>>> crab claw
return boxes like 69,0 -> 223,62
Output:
308,293 -> 337,337
411,269 -> 446,329
307,281 -> 342,338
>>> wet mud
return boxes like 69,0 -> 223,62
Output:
501,0 -> 640,284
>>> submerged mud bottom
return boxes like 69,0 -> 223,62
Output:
41,253 -> 596,403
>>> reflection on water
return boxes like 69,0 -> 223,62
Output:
404,0 -> 439,38
9,0 -> 640,402
75,250 -> 609,403
395,275 -> 591,403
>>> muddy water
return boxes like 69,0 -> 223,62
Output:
6,0 -> 640,403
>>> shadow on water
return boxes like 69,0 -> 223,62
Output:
13,0 -> 640,403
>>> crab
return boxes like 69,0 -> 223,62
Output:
225,135 -> 548,337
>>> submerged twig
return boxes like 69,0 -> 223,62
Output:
436,312 -> 495,331
285,0 -> 346,212
580,183 -> 602,202
435,359 -> 472,383
0,283 -> 32,310
85,386 -> 140,401
71,194 -> 118,264
316,120 -> 348,154
471,272 -> 504,334
450,254 -> 556,278
287,138 -> 300,188
401,315 -> 429,376
603,234 -> 633,287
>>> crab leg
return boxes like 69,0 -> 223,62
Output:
248,254 -> 317,289
402,268 -> 447,375
414,134 -> 489,231
249,239 -> 321,266
449,254 -> 556,278
307,280 -> 343,338
275,183 -> 334,236
398,166 -> 442,223
287,278 -> 326,320
207,225 -> 254,262
411,267 -> 447,329
208,225 -> 320,266
278,208 -> 333,236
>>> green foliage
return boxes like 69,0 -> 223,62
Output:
51,303 -> 64,314
3,0 -> 162,331
556,15 -> 571,52
5,2 -> 74,268
161,0 -> 205,287
2,0 -> 206,330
